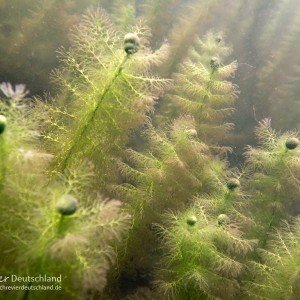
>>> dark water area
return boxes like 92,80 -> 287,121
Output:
0,1 -> 299,299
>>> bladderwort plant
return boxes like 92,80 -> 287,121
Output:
1,161 -> 131,300
0,87 -> 131,299
2,168 -> 131,299
110,124 -> 210,294
193,172 -> 255,232
114,119 -> 227,220
113,32 -> 241,232
161,32 -> 238,146
43,9 -> 170,188
108,33 -> 240,295
244,118 -> 300,245
109,115 -> 240,295
244,218 -> 300,300
155,204 -> 256,300
0,83 -> 34,188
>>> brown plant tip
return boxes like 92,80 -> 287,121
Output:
56,194 -> 78,216
226,178 -> 240,191
124,33 -> 140,54
285,137 -> 299,150
186,215 -> 197,226
210,57 -> 220,70
218,214 -> 230,226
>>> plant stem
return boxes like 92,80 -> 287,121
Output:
59,54 -> 130,171
0,135 -> 7,190
201,69 -> 216,106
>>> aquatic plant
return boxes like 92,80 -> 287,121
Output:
44,9 -> 169,188
160,32 -> 238,145
192,167 -> 257,237
56,194 -> 79,216
218,213 -> 230,226
226,178 -> 240,190
155,205 -> 256,299
2,0 -> 300,143
0,85 -> 37,187
109,116 -> 232,295
244,119 -> 300,244
1,177 -> 130,299
0,86 -> 130,299
285,137 -> 299,150
1,174 -> 130,299
0,82 -> 29,103
245,218 -> 300,300
114,115 -> 233,221
1,2 -> 300,299
109,34 -> 239,294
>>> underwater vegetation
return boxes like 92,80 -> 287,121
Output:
155,207 -> 256,299
43,8 -> 170,187
160,31 -> 238,145
244,119 -> 300,245
0,80 -> 131,299
245,218 -> 300,300
0,1 -> 299,300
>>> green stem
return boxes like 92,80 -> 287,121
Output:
57,215 -> 68,236
260,210 -> 276,249
223,190 -> 233,205
260,153 -> 288,248
59,54 -> 130,171
0,135 -> 7,190
201,69 -> 216,106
